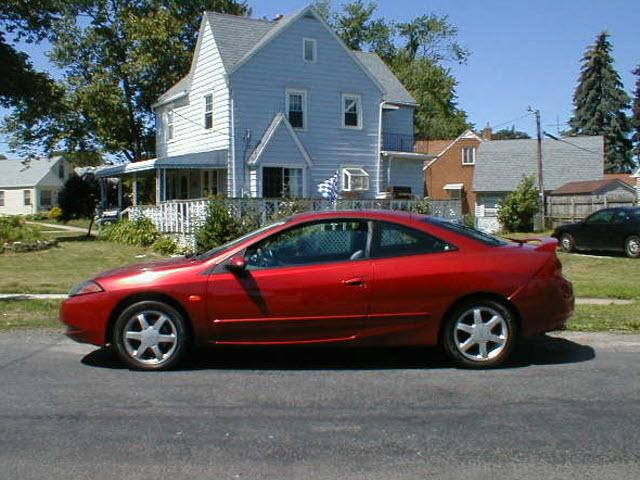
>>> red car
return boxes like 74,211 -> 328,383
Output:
61,210 -> 574,370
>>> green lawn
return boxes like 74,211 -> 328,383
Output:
0,238 -> 162,294
0,299 -> 62,331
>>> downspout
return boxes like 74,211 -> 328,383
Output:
377,101 -> 389,197
230,92 -> 237,197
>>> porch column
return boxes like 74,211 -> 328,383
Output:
386,155 -> 393,186
117,178 -> 123,210
99,179 -> 107,209
155,168 -> 161,204
132,173 -> 138,206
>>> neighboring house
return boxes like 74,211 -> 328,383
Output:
96,5 -> 429,204
0,157 -> 71,216
633,167 -> 640,202
473,136 -> 604,232
419,129 -> 483,215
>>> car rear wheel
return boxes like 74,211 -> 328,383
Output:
112,301 -> 189,371
625,235 -> 640,258
560,233 -> 575,253
443,299 -> 516,368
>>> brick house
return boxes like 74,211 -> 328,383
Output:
418,129 -> 483,215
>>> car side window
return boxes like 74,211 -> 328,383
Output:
245,220 -> 369,269
611,210 -> 628,224
586,210 -> 614,224
371,222 -> 452,259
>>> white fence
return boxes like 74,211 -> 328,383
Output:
128,198 -> 462,235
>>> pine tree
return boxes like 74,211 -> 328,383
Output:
569,32 -> 633,173
632,64 -> 640,163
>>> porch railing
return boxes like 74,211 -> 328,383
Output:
382,132 -> 415,153
129,197 -> 462,235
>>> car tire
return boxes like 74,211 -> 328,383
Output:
112,300 -> 189,371
442,299 -> 517,369
560,233 -> 575,253
625,235 -> 640,259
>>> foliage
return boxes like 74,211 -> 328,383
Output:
2,0 -> 249,161
270,199 -> 308,222
195,196 -> 250,252
48,206 -> 63,221
100,218 -> 160,247
492,126 -> 531,140
323,1 -> 471,139
410,198 -> 431,215
58,173 -> 100,235
569,32 -> 633,173
152,236 -> 178,256
0,216 -> 43,243
497,176 -> 539,233
632,65 -> 640,163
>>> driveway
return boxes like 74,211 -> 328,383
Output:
1,330 -> 639,479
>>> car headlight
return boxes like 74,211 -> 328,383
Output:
68,280 -> 104,297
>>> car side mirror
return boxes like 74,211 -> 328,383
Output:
227,255 -> 247,273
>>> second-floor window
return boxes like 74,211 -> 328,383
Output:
0,191 -> 4,207
286,89 -> 306,129
203,94 -> 213,129
462,146 -> 476,165
166,110 -> 175,141
24,190 -> 31,206
303,38 -> 316,62
342,94 -> 362,129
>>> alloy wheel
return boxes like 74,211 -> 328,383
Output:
453,306 -> 509,362
122,310 -> 178,366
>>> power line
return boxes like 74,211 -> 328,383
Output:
489,112 -> 534,130
543,131 -> 601,155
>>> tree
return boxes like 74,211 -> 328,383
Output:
632,64 -> 640,163
58,173 -> 100,236
569,32 -> 633,173
3,0 -> 249,162
497,176 -> 539,233
492,126 -> 531,140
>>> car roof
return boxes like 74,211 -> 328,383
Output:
287,209 -> 427,224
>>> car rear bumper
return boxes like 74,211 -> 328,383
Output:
59,293 -> 113,347
511,275 -> 575,337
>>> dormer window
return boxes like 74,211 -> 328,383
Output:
203,94 -> 213,129
303,38 -> 316,62
462,146 -> 476,165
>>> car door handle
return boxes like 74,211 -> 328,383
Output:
343,277 -> 366,287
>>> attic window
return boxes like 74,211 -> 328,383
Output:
342,167 -> 369,191
303,38 -> 316,62
462,147 -> 476,165
203,94 -> 213,129
166,111 -> 175,141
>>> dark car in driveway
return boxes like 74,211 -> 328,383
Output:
552,207 -> 640,258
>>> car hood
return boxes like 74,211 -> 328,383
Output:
94,256 -> 197,280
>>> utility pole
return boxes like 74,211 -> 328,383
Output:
528,106 -> 544,228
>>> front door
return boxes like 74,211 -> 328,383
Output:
207,219 -> 372,344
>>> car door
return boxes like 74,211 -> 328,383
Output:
206,219 -> 373,344
365,221 -> 457,344
580,209 -> 615,249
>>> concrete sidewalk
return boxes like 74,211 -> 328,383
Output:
0,293 -> 68,300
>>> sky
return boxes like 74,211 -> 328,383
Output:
1,0 -> 639,156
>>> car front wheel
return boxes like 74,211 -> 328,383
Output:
625,235 -> 640,258
560,233 -> 575,253
112,301 -> 189,371
443,300 -> 516,368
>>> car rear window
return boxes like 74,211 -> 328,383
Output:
425,218 -> 507,246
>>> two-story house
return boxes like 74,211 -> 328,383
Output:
96,5 -> 428,204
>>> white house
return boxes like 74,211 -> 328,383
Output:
0,157 -> 71,215
96,5 -> 430,206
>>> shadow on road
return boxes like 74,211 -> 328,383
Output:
81,334 -> 595,371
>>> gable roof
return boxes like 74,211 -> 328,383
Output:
156,75 -> 192,105
247,113 -> 312,166
421,129 -> 483,170
551,178 -> 636,195
0,157 -> 62,188
604,173 -> 636,187
473,135 -> 604,192
352,51 -> 416,104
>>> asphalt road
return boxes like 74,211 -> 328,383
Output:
1,330 -> 639,479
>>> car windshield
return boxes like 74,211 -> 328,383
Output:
425,218 -> 507,246
194,220 -> 287,261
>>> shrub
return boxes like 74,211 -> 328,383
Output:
410,198 -> 431,215
195,196 -> 250,252
152,236 -> 178,256
497,176 -> 540,233
270,198 -> 307,222
0,216 -> 43,243
100,218 -> 160,247
48,207 -> 63,221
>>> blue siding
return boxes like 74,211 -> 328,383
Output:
389,158 -> 424,198
257,124 -> 307,167
383,106 -> 414,135
231,15 -> 383,198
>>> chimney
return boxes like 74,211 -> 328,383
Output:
273,14 -> 284,21
482,123 -> 492,141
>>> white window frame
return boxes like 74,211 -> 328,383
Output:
203,93 -> 214,130
0,190 -> 4,207
342,93 -> 362,130
462,146 -> 476,165
285,89 -> 307,130
341,167 -> 370,192
166,110 -> 175,141
302,38 -> 316,63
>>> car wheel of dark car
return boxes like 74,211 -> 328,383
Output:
625,235 -> 640,259
560,233 -> 575,253
443,299 -> 517,369
112,301 -> 189,371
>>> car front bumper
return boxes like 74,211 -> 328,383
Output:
60,293 -> 115,347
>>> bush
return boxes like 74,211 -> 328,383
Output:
410,198 -> 431,215
0,216 -> 43,243
152,236 -> 178,256
100,218 -> 160,247
269,198 -> 307,222
48,207 -> 63,221
195,196 -> 251,252
497,176 -> 540,233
